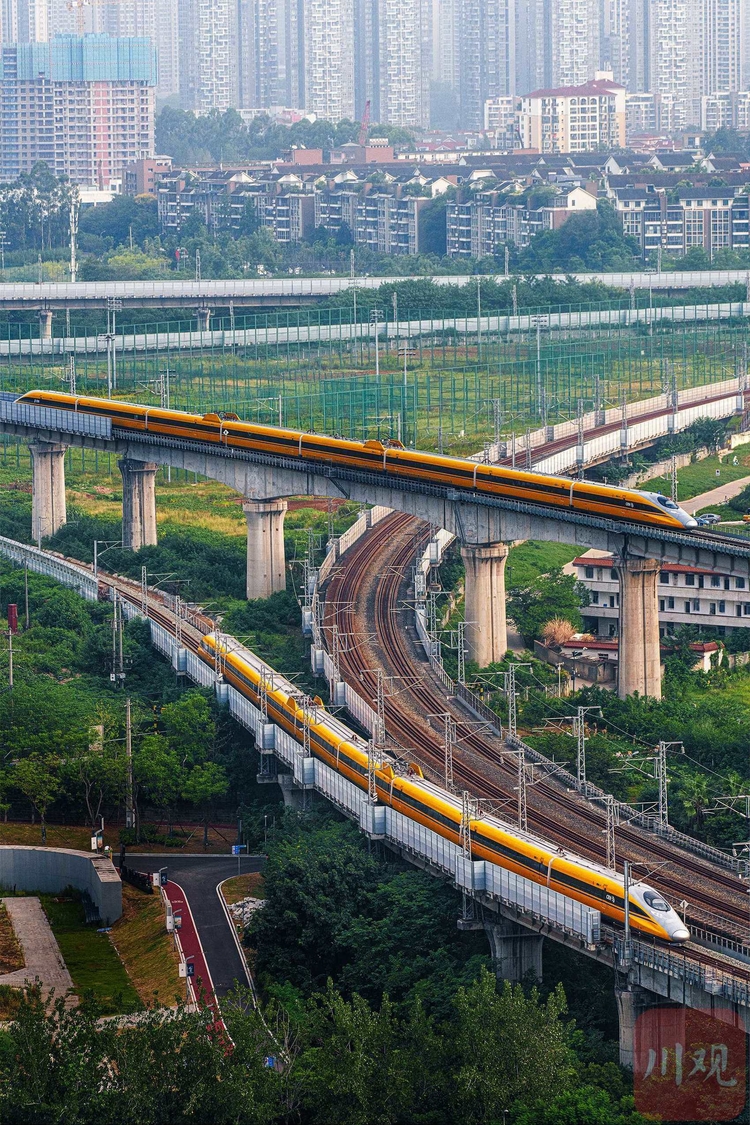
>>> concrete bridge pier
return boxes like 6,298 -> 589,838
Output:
615,983 -> 681,1069
29,442 -> 67,542
38,309 -> 52,340
196,307 -> 211,332
484,918 -> 543,983
460,542 -> 509,667
244,498 -> 287,600
118,459 -> 158,550
617,557 -> 662,699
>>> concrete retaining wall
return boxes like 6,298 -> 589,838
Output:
0,846 -> 121,925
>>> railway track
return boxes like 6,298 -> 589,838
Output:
78,544 -> 750,986
322,511 -> 750,958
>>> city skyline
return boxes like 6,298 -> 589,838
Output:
0,0 -> 747,131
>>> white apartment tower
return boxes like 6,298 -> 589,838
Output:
373,0 -> 431,127
303,0 -> 354,119
550,0 -> 599,86
458,0 -> 516,128
179,0 -> 236,112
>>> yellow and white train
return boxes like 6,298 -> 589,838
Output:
200,634 -> 690,945
17,391 -> 698,531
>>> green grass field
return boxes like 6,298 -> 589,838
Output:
644,454 -> 750,502
41,894 -> 141,1014
507,541 -> 581,589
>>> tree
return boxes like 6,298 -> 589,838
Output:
518,202 -> 640,272
161,692 -> 216,764
690,416 -> 728,452
508,568 -> 589,647
451,970 -> 577,1124
63,712 -> 124,830
133,734 -> 184,835
249,820 -> 381,991
182,761 -> 229,846
12,754 -> 61,842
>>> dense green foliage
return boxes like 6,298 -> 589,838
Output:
155,109 -> 415,166
517,203 -> 640,272
508,567 -> 590,645
0,972 -> 645,1125
0,559 -> 259,834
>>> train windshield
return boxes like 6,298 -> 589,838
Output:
643,891 -> 670,912
655,495 -> 680,511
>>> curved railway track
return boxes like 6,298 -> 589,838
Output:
56,543 -> 748,988
322,511 -> 750,954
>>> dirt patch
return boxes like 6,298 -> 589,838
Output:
221,872 -> 265,905
0,903 -> 24,973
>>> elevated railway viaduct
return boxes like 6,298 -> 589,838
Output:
3,388 -> 750,701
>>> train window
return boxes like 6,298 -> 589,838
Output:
643,892 -> 670,912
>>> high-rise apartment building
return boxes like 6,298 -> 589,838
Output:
604,0 -> 650,92
696,0 -> 742,96
549,0 -> 599,86
647,0 -> 689,126
238,0 -> 303,109
93,0 -> 179,99
179,0 -> 236,112
0,34 -> 156,184
457,0 -> 516,129
369,0 -> 431,127
518,74 -> 626,150
303,0 -> 354,119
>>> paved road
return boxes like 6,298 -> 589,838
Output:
125,854 -> 264,999
684,474 -> 750,515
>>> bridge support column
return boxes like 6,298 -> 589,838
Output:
484,918 -> 543,984
29,442 -> 67,542
615,985 -> 676,1070
461,542 -> 509,667
244,499 -> 287,600
617,557 -> 662,700
196,307 -> 211,332
119,459 -> 158,550
38,309 -> 52,340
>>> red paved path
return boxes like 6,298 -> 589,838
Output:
163,879 -> 217,1012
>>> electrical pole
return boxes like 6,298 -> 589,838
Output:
492,399 -> 502,454
671,455 -> 678,503
6,630 -> 12,691
24,563 -> 29,630
457,620 -> 467,686
604,794 -> 617,870
572,705 -> 601,790
125,696 -> 134,830
476,275 -> 482,362
69,187 -> 79,284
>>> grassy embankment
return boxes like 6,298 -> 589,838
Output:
644,450 -> 750,519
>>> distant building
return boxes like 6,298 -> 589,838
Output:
518,76 -> 626,153
0,35 -> 156,186
574,549 -> 750,638
484,95 -> 519,148
610,183 -> 750,259
123,155 -> 173,196
446,184 -> 597,256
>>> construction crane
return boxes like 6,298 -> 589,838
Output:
67,0 -> 91,35
358,100 -> 370,147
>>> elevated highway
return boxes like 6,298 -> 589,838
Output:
4,267 -> 750,318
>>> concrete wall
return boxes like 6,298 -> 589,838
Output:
0,846 -> 122,925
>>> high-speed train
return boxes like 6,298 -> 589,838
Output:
200,633 -> 690,944
16,391 -> 699,532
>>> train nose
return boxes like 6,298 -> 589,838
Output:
672,926 -> 690,943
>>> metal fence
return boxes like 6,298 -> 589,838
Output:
0,298 -> 748,451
